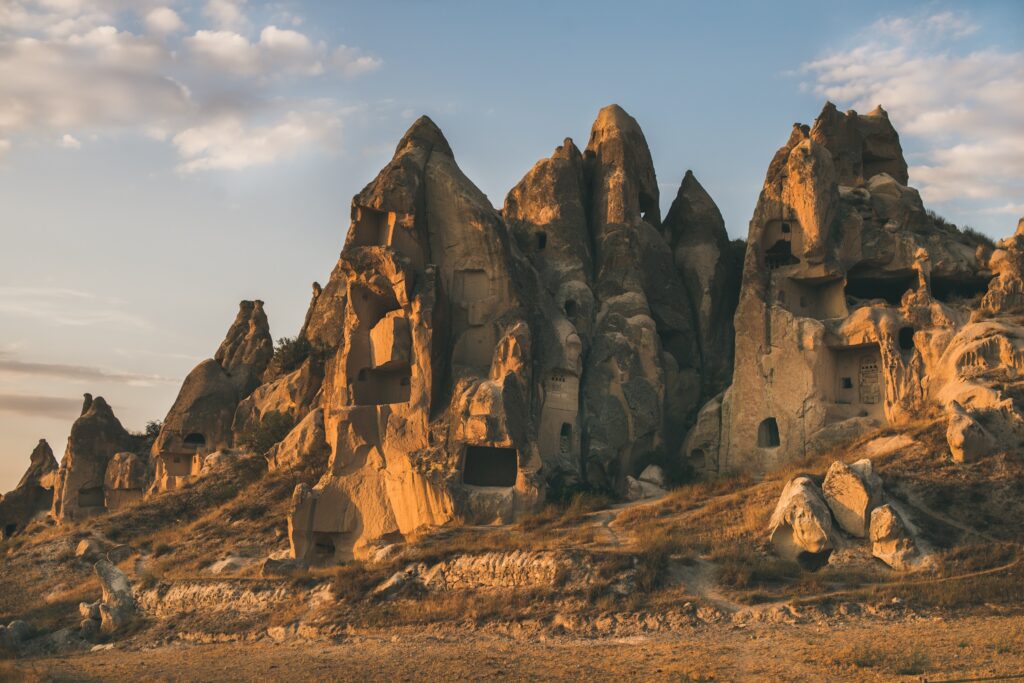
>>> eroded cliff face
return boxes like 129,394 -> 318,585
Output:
273,106 -> 737,562
151,300 -> 273,493
704,103 -> 1021,475
0,440 -> 58,537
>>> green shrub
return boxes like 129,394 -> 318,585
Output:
237,411 -> 295,454
265,336 -> 312,379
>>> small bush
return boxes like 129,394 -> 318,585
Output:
961,225 -> 996,249
237,411 -> 295,455
265,336 -> 312,379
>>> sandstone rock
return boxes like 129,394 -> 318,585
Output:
638,464 -> 666,488
265,408 -> 329,471
51,397 -> 130,522
79,601 -> 100,620
822,459 -> 884,537
75,538 -> 102,559
945,401 -> 997,463
663,171 -> 741,397
103,452 -> 149,512
869,504 -> 919,570
94,559 -> 137,635
716,101 -> 1002,475
0,439 -> 58,538
259,558 -> 307,578
152,300 -> 273,493
768,477 -> 834,567
625,476 -> 666,501
232,356 -> 323,439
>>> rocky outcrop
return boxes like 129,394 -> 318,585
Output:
266,408 -> 329,471
768,476 -> 834,567
51,397 -> 130,522
945,401 -> 997,463
0,439 -> 58,537
821,459 -> 884,537
84,559 -> 138,636
103,452 -> 150,512
151,300 -> 273,493
663,170 -> 741,398
711,101 -> 1004,475
869,504 -> 920,571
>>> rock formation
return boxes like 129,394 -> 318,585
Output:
103,452 -> 150,512
821,459 -> 884,537
768,476 -> 834,568
277,106 -> 737,563
51,397 -> 131,521
151,300 -> 273,492
869,503 -> 920,571
699,101 -> 1017,474
0,440 -> 58,538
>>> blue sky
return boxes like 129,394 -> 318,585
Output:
1,0 -> 1022,489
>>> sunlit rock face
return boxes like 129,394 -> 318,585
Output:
281,106 -> 739,562
706,102 -> 1021,475
0,439 -> 58,537
51,397 -> 131,521
150,300 -> 274,493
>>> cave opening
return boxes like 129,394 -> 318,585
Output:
536,231 -> 547,251
930,276 -> 992,303
313,532 -> 336,559
3,524 -> 16,539
899,326 -> 916,351
765,240 -> 799,270
757,418 -> 781,448
183,432 -> 206,449
844,269 -> 916,305
462,445 -> 518,487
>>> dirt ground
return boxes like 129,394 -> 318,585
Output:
5,613 -> 1024,682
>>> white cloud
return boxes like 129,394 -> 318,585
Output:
332,45 -> 382,78
172,110 -> 341,173
0,286 -> 152,329
0,2 -> 381,172
185,29 -> 259,74
202,0 -> 247,30
144,6 -> 184,35
800,10 -> 1024,226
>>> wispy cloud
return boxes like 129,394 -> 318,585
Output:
0,286 -> 152,329
0,352 -> 176,386
0,0 -> 382,171
0,393 -> 83,420
799,10 -> 1024,228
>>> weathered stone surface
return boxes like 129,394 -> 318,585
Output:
0,439 -> 58,537
768,477 -> 834,566
822,459 -> 884,537
51,397 -> 130,522
94,559 -> 137,635
266,408 -> 329,471
945,401 -> 996,463
869,503 -> 919,571
232,356 -> 323,439
663,171 -> 741,398
103,452 -> 149,512
152,300 -> 273,493
625,476 -> 666,501
716,102 -> 1003,475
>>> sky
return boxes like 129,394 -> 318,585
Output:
0,0 -> 1022,490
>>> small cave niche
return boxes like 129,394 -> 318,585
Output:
930,275 -> 993,303
764,240 -> 799,270
313,532 -> 336,560
757,418 -> 781,448
3,523 -> 18,539
536,231 -> 547,251
350,206 -> 396,247
844,269 -> 916,306
638,191 -> 658,223
559,423 -> 572,455
898,326 -> 916,351
352,367 -> 411,405
564,299 -> 578,320
183,432 -> 206,449
781,222 -> 792,234
78,486 -> 105,508
462,446 -> 518,487
689,448 -> 706,472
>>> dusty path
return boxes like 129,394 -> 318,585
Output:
5,614 -> 1024,682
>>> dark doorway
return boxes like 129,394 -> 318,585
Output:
757,418 -> 781,448
3,524 -> 16,539
536,231 -> 547,250
931,276 -> 992,303
898,326 -> 915,351
844,269 -> 916,305
462,446 -> 518,487
183,433 -> 206,448
765,240 -> 799,269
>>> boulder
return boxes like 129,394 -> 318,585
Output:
638,464 -> 666,488
768,476 -> 834,567
94,559 -> 137,635
946,401 -> 996,463
625,476 -> 666,501
75,538 -> 102,559
259,558 -> 307,578
821,459 -> 884,537
266,408 -> 329,471
869,504 -> 919,571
